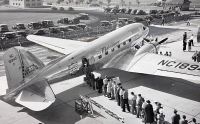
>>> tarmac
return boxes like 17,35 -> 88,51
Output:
0,19 -> 200,124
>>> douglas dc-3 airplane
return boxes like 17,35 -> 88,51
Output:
3,23 -> 200,111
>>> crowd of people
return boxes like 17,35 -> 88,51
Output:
84,73 -> 199,124
182,32 -> 200,62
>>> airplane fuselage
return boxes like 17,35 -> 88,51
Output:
30,23 -> 149,83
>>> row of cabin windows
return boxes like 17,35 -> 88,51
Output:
98,38 -> 132,59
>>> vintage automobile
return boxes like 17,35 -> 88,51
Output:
0,24 -> 9,33
16,31 -> 27,37
67,25 -> 82,31
28,22 -> 42,30
78,13 -> 89,20
57,18 -> 69,24
41,20 -> 54,28
12,23 -> 26,30
100,21 -> 112,27
2,32 -> 16,40
76,24 -> 88,30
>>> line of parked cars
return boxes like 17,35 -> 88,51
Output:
0,12 -> 90,40
104,7 -> 147,15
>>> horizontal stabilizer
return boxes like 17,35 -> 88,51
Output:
15,80 -> 55,111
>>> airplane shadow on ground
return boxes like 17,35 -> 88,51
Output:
97,68 -> 200,102
15,80 -> 107,124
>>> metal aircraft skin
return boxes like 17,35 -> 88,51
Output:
3,23 -> 200,111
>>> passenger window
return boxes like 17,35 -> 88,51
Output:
117,44 -> 120,48
129,39 -> 131,42
98,55 -> 102,59
105,51 -> 108,55
111,48 -> 115,52
123,42 -> 126,45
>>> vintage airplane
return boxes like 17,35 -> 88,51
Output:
3,23 -> 200,111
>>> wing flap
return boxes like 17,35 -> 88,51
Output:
27,35 -> 89,55
15,80 -> 55,111
126,53 -> 200,81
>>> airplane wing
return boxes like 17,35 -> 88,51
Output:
27,35 -> 89,55
104,51 -> 200,81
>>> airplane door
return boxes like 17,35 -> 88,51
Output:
82,57 -> 89,67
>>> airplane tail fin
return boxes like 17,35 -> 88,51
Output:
3,47 -> 55,111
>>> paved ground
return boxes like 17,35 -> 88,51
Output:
0,17 -> 200,124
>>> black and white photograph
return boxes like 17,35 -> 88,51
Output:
0,0 -> 200,124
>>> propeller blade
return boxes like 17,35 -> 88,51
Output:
143,38 -> 150,42
158,38 -> 168,44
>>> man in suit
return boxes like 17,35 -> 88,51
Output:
136,94 -> 143,118
144,100 -> 154,124
171,109 -> 180,124
122,88 -> 130,112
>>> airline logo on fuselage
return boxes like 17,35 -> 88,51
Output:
158,60 -> 200,71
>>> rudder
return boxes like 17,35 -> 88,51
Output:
3,47 -> 45,94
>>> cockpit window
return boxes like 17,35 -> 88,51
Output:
143,26 -> 146,30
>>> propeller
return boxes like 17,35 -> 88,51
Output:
143,38 -> 151,42
158,37 -> 168,45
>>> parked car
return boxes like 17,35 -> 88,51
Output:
77,24 -> 88,30
57,18 -> 69,24
12,23 -> 26,30
125,9 -> 132,14
119,8 -> 126,13
41,20 -> 54,28
33,29 -> 46,35
100,21 -> 112,27
78,13 -> 89,20
0,24 -> 9,33
2,32 -> 16,40
28,22 -> 42,30
131,9 -> 138,15
118,18 -> 129,23
70,17 -> 80,24
67,25 -> 82,31
49,27 -> 61,34
59,26 -> 74,32
16,31 -> 27,37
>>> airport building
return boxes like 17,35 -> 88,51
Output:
9,0 -> 43,8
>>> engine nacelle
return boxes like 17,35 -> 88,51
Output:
134,42 -> 157,57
